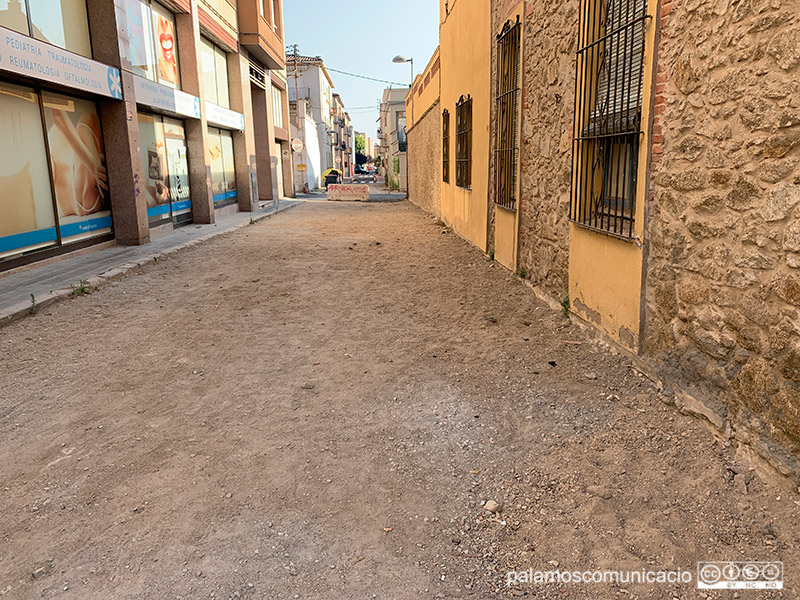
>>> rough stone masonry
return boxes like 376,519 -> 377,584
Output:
495,0 -> 800,481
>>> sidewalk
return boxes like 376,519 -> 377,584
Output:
0,199 -> 301,327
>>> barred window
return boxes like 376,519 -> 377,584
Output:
570,0 -> 649,238
455,95 -> 472,189
495,16 -> 521,211
442,109 -> 450,183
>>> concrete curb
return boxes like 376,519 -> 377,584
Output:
0,201 -> 300,329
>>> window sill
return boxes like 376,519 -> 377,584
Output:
495,202 -> 517,213
570,219 -> 638,243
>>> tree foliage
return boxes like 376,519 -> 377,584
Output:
355,134 -> 366,155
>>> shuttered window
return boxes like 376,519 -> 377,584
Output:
571,0 -> 649,238
586,0 -> 646,135
442,109 -> 450,183
494,16 -> 521,210
455,95 -> 472,189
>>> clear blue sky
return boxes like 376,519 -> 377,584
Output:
283,1 -> 440,140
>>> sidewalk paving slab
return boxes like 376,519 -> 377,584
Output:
0,199 -> 301,327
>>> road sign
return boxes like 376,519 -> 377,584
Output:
291,138 -> 304,153
297,163 -> 307,171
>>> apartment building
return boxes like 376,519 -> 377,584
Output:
287,54 -> 335,190
0,0 -> 292,272
378,87 -> 409,191
331,94 -> 353,177
354,131 -> 375,161
409,0 -> 800,481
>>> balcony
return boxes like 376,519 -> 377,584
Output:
238,0 -> 285,69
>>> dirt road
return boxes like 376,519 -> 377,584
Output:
0,201 -> 797,599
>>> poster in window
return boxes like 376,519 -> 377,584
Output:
155,12 -> 178,85
0,82 -> 57,257
43,92 -> 112,243
137,113 -> 170,221
126,0 -> 149,75
148,150 -> 162,180
164,118 -> 190,214
207,128 -> 226,203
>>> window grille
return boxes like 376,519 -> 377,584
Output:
571,0 -> 649,238
495,16 -> 521,210
455,95 -> 473,189
442,109 -> 450,183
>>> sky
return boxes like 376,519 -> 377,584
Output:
283,0 -> 440,141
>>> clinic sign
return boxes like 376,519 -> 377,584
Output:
133,75 -> 201,119
206,101 -> 245,131
0,26 -> 122,99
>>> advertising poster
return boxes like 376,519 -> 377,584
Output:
42,91 -> 112,243
126,0 -> 156,81
207,128 -> 225,203
126,0 -> 148,72
137,113 -> 170,221
0,82 -> 57,257
155,12 -> 178,86
164,119 -> 191,216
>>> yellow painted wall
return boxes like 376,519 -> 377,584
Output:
495,207 -> 516,268
407,47 -> 440,128
567,0 -> 658,353
439,0 -> 491,252
569,226 -> 644,348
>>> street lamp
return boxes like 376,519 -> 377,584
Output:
392,55 -> 414,82
392,55 -> 413,195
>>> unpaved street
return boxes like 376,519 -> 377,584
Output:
1,201 -> 798,599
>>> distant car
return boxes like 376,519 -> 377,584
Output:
355,165 -> 366,175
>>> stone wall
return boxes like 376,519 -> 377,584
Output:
645,0 -> 800,477
515,1 -> 579,298
407,99 -> 442,218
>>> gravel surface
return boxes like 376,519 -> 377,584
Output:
0,200 -> 798,599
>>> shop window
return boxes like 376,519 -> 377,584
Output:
442,109 -> 449,183
0,0 -> 92,57
455,95 -> 472,189
0,0 -> 30,36
0,81 -> 57,259
0,83 -> 113,263
126,0 -> 181,89
138,113 -> 191,225
207,127 -> 237,206
495,16 -> 521,210
271,85 -> 284,130
571,0 -> 648,238
201,37 -> 230,108
42,91 -> 112,245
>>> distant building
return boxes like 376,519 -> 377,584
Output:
355,132 -> 375,161
287,54 -> 338,190
379,87 -> 409,191
332,94 -> 354,177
